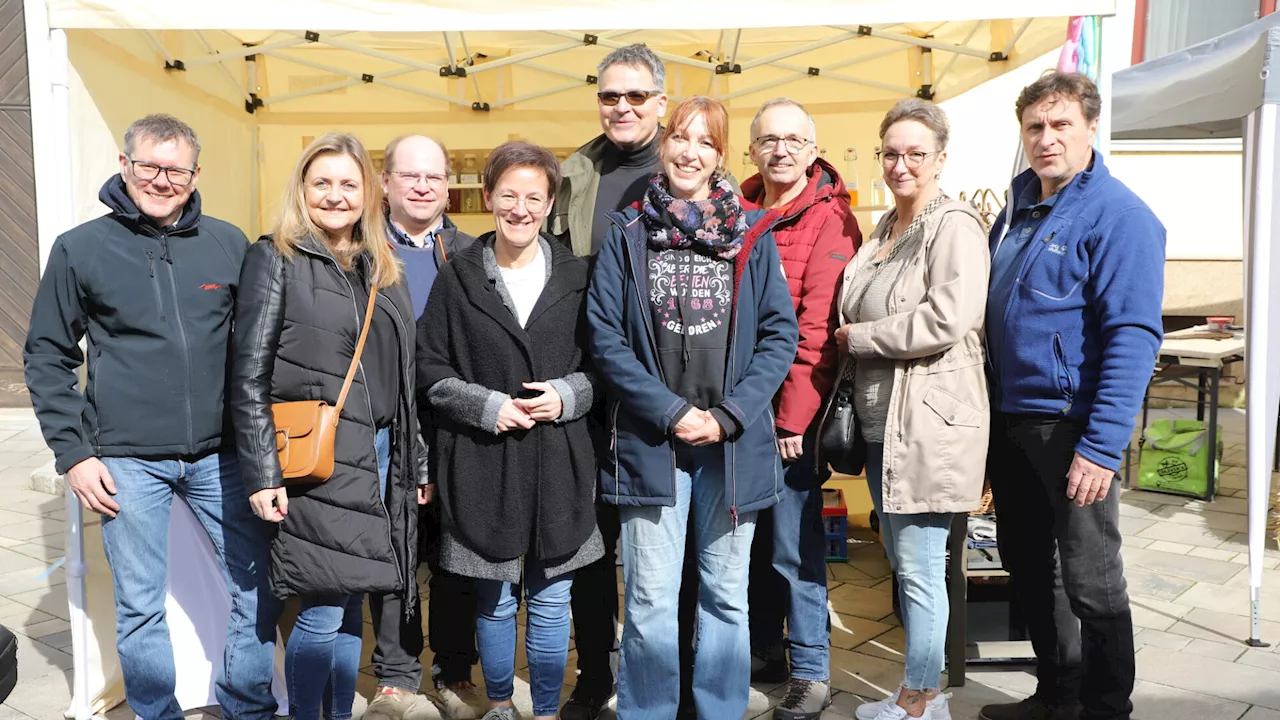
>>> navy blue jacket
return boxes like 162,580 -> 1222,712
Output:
987,151 -> 1165,470
586,206 -> 799,516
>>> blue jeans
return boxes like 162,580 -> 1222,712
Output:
865,442 -> 951,691
749,449 -> 830,681
474,562 -> 573,717
100,449 -> 281,720
286,427 -> 391,720
617,445 -> 757,719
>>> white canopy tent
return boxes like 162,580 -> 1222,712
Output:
1113,14 -> 1280,648
1116,15 -> 1280,645
21,1 -> 1116,717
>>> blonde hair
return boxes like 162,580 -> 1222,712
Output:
274,132 -> 401,289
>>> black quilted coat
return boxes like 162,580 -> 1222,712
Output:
230,236 -> 420,601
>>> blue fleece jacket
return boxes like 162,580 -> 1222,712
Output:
987,151 -> 1165,471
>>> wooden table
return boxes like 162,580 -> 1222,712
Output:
1122,326 -> 1244,501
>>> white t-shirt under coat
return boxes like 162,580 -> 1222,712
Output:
498,243 -> 546,328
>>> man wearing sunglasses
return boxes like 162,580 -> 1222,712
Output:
551,43 -> 668,720
739,98 -> 860,720
551,44 -> 668,259
365,134 -> 479,720
24,114 -> 281,719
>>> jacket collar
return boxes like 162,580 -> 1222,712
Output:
1007,149 -> 1109,226
741,156 -> 846,233
99,175 -> 202,235
453,232 -> 585,343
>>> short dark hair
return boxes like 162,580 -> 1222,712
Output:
482,141 -> 562,198
1015,72 -> 1102,124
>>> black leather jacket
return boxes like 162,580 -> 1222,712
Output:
230,235 -> 420,600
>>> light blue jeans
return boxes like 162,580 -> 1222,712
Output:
285,427 -> 391,720
100,449 -> 281,720
474,562 -> 573,717
865,442 -> 952,691
617,445 -> 757,719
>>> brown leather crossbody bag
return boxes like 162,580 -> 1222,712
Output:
271,287 -> 378,485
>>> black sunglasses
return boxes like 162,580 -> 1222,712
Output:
597,89 -> 662,107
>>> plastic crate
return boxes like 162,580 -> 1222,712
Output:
824,533 -> 849,562
821,488 -> 849,562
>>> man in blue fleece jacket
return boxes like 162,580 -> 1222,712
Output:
980,73 -> 1164,720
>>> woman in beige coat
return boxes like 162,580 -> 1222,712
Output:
835,99 -> 990,720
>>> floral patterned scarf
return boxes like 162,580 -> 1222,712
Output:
641,172 -> 748,260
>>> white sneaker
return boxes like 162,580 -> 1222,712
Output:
856,690 -> 950,720
871,703 -> 933,720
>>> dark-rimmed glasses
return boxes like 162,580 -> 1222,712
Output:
875,150 -> 938,169
127,158 -> 196,187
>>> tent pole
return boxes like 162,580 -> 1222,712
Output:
1244,104 -> 1276,648
45,26 -> 92,714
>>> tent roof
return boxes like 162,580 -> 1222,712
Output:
46,0 -> 1115,32
95,17 -> 1082,117
1113,13 -> 1280,139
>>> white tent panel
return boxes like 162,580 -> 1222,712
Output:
46,0 -> 1116,32
1113,17 -> 1280,645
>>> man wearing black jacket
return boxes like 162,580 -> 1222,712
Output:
23,115 -> 280,720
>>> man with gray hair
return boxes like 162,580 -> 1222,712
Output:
550,42 -> 668,720
24,114 -> 281,718
741,98 -> 860,720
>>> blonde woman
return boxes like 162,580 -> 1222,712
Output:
834,99 -> 990,720
230,132 -> 421,720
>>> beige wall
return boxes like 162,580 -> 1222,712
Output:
67,31 -> 255,235
255,107 -> 892,237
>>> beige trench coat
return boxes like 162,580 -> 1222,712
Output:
838,199 -> 991,514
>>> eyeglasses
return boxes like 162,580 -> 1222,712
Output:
128,158 -> 196,187
597,89 -> 662,107
393,172 -> 448,188
753,135 -> 813,154
494,195 -> 548,213
875,150 -> 938,169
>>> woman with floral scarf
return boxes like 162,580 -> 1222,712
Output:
585,95 -> 799,719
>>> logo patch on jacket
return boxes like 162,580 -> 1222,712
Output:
199,283 -> 223,291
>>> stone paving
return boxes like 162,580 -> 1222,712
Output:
1,406 -> 1279,719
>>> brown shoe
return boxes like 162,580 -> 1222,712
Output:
364,686 -> 438,720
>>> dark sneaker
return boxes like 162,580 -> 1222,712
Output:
560,685 -> 610,720
773,679 -> 832,720
980,695 -> 1082,720
751,648 -> 790,685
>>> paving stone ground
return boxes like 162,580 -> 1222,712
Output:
2,406 -> 1278,719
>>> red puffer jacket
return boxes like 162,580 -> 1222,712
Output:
742,157 -> 862,436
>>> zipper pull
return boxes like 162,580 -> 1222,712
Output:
731,505 -> 739,533
145,250 -> 155,278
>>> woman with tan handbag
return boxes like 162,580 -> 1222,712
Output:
230,132 -> 420,720
833,99 -> 990,720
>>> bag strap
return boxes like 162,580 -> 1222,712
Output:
332,286 -> 379,424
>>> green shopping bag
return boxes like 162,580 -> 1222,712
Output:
1137,419 -> 1221,496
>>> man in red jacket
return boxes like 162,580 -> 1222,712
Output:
741,98 -> 861,720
